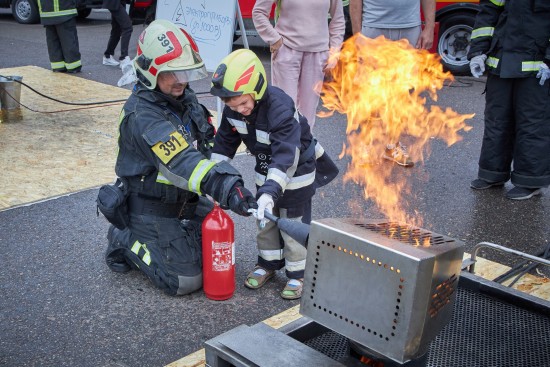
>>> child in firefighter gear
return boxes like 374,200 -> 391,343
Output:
38,0 -> 82,73
467,0 -> 550,200
209,49 -> 339,299
102,20 -> 257,296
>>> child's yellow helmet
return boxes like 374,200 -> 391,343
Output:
210,49 -> 267,100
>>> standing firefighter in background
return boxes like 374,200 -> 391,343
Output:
98,20 -> 257,296
38,0 -> 82,73
468,0 -> 550,200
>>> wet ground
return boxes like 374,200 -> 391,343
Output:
1,9 -> 549,367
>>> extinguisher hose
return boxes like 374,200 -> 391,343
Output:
255,210 -> 310,248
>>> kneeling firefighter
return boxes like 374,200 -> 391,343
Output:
97,20 -> 257,296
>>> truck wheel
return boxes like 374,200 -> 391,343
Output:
77,8 -> 92,19
437,13 -> 476,76
11,0 -> 40,24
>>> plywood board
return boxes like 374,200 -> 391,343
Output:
0,66 -> 129,209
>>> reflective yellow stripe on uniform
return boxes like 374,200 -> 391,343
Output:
486,56 -> 499,69
522,61 -> 543,72
156,172 -> 173,185
65,60 -> 82,70
188,159 -> 216,194
51,61 -> 65,69
131,240 -> 151,265
40,9 -> 77,17
489,0 -> 505,6
471,27 -> 494,39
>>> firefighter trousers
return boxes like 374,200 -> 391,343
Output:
111,213 -> 205,296
45,17 -> 81,72
255,200 -> 310,280
478,74 -> 550,188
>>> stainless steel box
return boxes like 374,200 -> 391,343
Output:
300,218 -> 465,364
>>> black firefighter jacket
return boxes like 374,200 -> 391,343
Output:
210,85 -> 339,209
38,0 -> 77,25
115,85 -> 243,207
468,0 -> 550,78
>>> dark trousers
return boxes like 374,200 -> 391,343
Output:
45,17 -> 81,71
478,74 -> 550,188
104,4 -> 133,59
111,196 -> 213,296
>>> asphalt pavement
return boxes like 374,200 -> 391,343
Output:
1,9 -> 549,367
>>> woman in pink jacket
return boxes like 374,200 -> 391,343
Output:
253,0 -> 345,131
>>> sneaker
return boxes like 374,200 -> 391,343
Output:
505,187 -> 541,200
103,55 -> 120,66
119,56 -> 133,73
281,278 -> 303,300
105,225 -> 131,273
470,179 -> 506,190
383,142 -> 414,167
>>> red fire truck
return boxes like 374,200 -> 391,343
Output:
137,0 -> 481,75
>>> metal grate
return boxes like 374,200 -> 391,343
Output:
303,331 -> 350,362
302,287 -> 550,366
427,287 -> 550,367
356,222 -> 454,247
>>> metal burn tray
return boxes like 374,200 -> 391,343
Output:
204,218 -> 549,367
204,272 -> 550,367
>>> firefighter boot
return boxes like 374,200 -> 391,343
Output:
105,225 -> 132,273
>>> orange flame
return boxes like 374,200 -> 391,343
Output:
320,35 -> 474,225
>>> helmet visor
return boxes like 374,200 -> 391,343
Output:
167,66 -> 208,83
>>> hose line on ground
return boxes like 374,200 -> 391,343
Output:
0,74 -> 213,114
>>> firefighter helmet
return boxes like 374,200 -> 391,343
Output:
210,49 -> 267,100
134,19 -> 207,89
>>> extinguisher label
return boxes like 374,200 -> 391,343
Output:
211,241 -> 234,271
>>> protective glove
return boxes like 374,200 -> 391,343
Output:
469,54 -> 487,78
228,183 -> 257,216
536,62 -> 550,86
254,194 -> 274,227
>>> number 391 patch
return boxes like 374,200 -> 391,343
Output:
151,131 -> 189,164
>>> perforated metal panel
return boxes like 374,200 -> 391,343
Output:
301,218 -> 464,364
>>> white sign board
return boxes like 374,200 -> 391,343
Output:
155,0 -> 237,72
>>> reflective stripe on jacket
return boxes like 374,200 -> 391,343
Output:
211,85 -> 338,208
37,0 -> 77,25
468,0 -> 550,78
115,85 -> 241,207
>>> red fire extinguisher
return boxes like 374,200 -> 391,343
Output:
202,202 -> 235,300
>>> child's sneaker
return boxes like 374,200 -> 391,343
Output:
103,55 -> 120,66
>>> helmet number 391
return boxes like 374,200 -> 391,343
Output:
155,32 -> 182,65
158,33 -> 174,54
